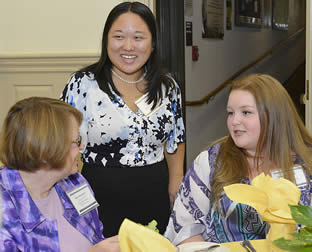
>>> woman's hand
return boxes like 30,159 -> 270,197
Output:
168,175 -> 183,209
88,235 -> 120,252
165,143 -> 185,210
178,234 -> 205,245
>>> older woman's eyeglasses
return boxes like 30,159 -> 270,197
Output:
72,135 -> 82,147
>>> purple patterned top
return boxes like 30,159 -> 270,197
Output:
164,143 -> 312,245
0,166 -> 104,252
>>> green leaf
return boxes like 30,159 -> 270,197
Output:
301,226 -> 312,233
297,247 -> 312,252
291,233 -> 312,241
289,205 -> 312,226
273,238 -> 312,250
145,220 -> 159,233
290,228 -> 312,241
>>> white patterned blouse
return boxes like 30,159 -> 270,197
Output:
61,71 -> 185,168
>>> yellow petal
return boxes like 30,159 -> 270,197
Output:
267,223 -> 297,252
119,218 -> 176,252
224,184 -> 268,214
272,177 -> 300,204
251,173 -> 268,187
261,209 -> 296,224
252,174 -> 300,219
225,173 -> 300,224
252,174 -> 300,206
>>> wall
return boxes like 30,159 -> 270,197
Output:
0,0 -> 153,127
184,0 -> 306,168
0,1 -> 123,55
0,0 -> 153,55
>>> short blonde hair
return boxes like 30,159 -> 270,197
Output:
0,97 -> 82,171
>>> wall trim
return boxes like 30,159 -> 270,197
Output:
0,53 -> 99,73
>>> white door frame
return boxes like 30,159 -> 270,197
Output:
306,1 -> 312,134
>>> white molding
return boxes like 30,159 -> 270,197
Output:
0,53 -> 100,73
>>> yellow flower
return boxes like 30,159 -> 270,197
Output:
119,219 -> 176,252
224,173 -> 301,252
224,173 -> 300,224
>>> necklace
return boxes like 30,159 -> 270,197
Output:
111,69 -> 146,84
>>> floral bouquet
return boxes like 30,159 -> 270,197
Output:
224,173 -> 301,252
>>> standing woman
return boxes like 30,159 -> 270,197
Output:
61,2 -> 185,236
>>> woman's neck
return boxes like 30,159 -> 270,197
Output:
19,169 -> 58,199
111,67 -> 145,84
247,156 -> 274,180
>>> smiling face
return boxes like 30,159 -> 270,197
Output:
227,90 -> 261,156
107,12 -> 153,80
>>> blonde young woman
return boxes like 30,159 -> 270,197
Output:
165,74 -> 312,245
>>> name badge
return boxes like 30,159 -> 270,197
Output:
271,164 -> 308,188
135,93 -> 163,116
66,183 -> 99,216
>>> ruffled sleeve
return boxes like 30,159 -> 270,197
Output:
60,72 -> 91,151
164,149 -> 212,245
165,80 -> 186,153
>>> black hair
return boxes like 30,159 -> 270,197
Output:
80,1 -> 174,108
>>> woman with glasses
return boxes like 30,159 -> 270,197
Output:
0,97 -> 119,252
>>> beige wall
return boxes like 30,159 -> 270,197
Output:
0,0 -> 153,56
0,0 -> 153,128
1,0 -> 122,55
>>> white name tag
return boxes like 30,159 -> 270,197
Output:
271,164 -> 308,188
135,93 -> 163,116
66,183 -> 99,216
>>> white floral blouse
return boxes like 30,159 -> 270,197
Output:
61,72 -> 185,168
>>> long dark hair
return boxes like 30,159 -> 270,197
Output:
80,1 -> 174,108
